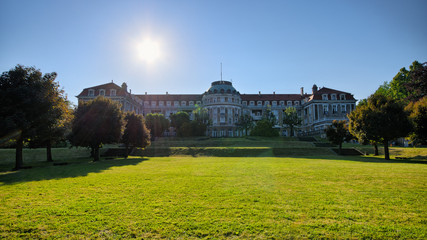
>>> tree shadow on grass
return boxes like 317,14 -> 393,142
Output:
0,157 -> 149,185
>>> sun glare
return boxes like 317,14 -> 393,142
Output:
137,39 -> 161,63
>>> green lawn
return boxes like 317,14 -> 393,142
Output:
1,151 -> 426,238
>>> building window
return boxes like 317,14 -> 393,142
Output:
189,101 -> 194,106
341,104 -> 346,113
322,94 -> 328,100
181,101 -> 186,106
88,89 -> 94,96
196,101 -> 201,105
151,101 -> 156,107
323,104 -> 328,114
332,104 -> 337,113
99,89 -> 105,96
272,101 -> 277,106
167,101 -> 171,106
174,101 -> 179,106
225,97 -> 228,102
280,101 -> 284,106
250,101 -> 254,106
110,89 -> 116,96
294,101 -> 299,105
159,101 -> 164,106
265,101 -> 270,106
340,94 -> 346,100
144,101 -> 149,106
243,101 -> 247,106
257,101 -> 262,106
287,101 -> 292,106
331,94 -> 337,100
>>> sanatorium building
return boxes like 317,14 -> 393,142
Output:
77,80 -> 356,137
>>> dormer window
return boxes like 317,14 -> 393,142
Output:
174,101 -> 179,106
322,94 -> 328,100
144,101 -> 149,106
250,101 -> 254,106
340,94 -> 346,100
151,101 -> 156,107
181,101 -> 186,106
110,89 -> 116,96
280,101 -> 284,106
196,101 -> 201,105
167,101 -> 171,106
99,89 -> 105,96
88,89 -> 94,96
159,101 -> 164,106
257,101 -> 262,106
294,101 -> 300,105
189,101 -> 194,106
287,101 -> 292,106
331,94 -> 337,100
243,101 -> 247,106
272,101 -> 277,106
265,101 -> 270,106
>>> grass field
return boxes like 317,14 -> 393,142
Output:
0,138 -> 426,239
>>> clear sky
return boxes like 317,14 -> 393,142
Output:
1,0 -> 426,105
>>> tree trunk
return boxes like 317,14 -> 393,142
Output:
46,141 -> 53,162
373,143 -> 379,156
339,142 -> 342,155
14,136 -> 24,170
290,126 -> 294,137
124,144 -> 129,159
383,140 -> 390,160
93,145 -> 100,161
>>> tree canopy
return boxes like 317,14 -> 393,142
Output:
325,120 -> 353,155
0,65 -> 66,169
348,93 -> 411,160
145,113 -> 169,140
405,96 -> 427,145
122,112 -> 150,158
69,97 -> 123,161
282,107 -> 302,137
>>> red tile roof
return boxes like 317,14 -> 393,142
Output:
76,82 -> 129,97
135,94 -> 203,102
309,87 -> 355,101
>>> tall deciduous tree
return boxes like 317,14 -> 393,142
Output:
282,107 -> 302,137
122,112 -> 150,158
236,114 -> 254,136
69,97 -> 123,161
405,96 -> 427,145
325,120 -> 353,155
348,93 -> 411,160
31,73 -> 74,162
145,113 -> 169,140
170,111 -> 190,137
0,65 -> 56,170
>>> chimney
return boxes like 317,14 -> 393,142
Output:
121,82 -> 128,92
301,87 -> 304,96
273,91 -> 275,95
129,89 -> 132,94
312,84 -> 318,94
259,91 -> 261,96
166,91 -> 168,95
145,92 -> 147,95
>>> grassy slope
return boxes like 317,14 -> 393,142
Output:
0,138 -> 426,238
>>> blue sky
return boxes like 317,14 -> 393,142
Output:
1,0 -> 426,105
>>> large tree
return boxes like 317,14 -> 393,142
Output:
405,96 -> 427,145
69,97 -> 123,161
30,73 -> 74,162
145,113 -> 169,140
0,65 -> 58,170
282,107 -> 302,137
325,120 -> 353,155
170,111 -> 191,137
122,112 -> 150,158
250,108 -> 279,137
348,93 -> 411,160
236,114 -> 254,136
375,61 -> 424,102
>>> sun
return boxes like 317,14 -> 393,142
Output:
137,39 -> 161,63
